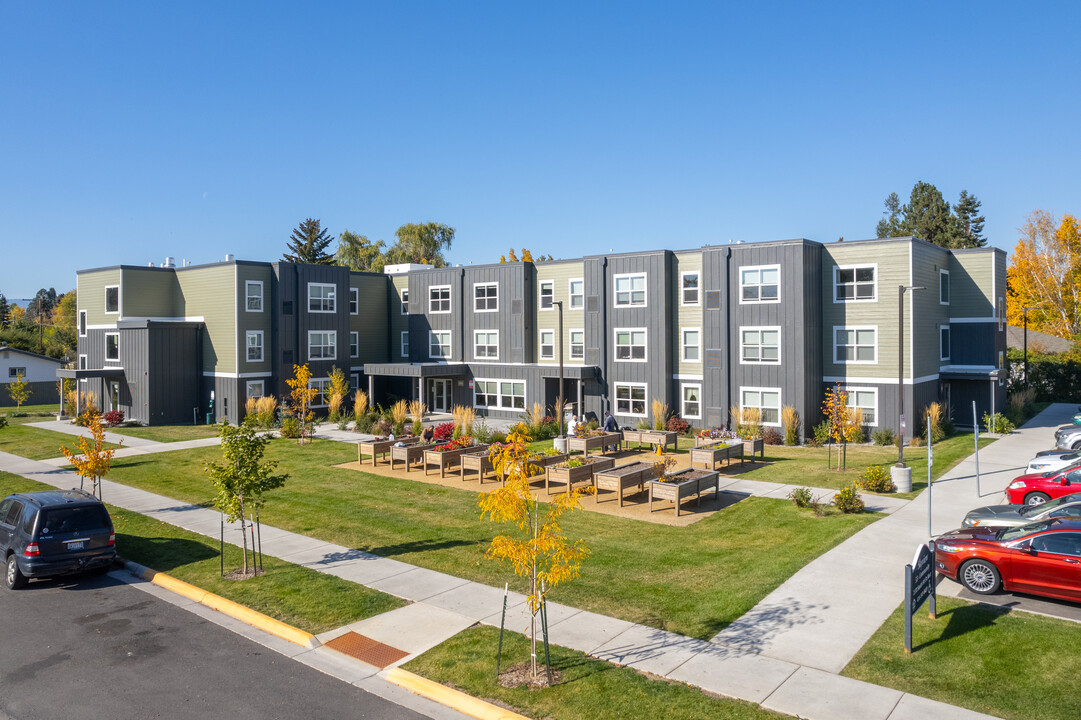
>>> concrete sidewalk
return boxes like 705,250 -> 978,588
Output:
28,419 -> 165,448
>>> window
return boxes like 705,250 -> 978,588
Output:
246,380 -> 264,399
844,387 -> 878,426
473,379 -> 526,410
308,283 -> 336,313
282,301 -> 294,315
614,383 -> 647,416
310,378 -> 331,408
614,273 -> 647,307
8,366 -> 26,379
570,330 -> 584,361
246,331 -> 264,362
569,279 -> 584,310
474,283 -> 498,312
834,327 -> 877,364
1031,533 -> 1081,557
474,330 -> 499,359
475,380 -> 498,407
539,281 -> 554,310
998,298 -> 1005,331
741,327 -> 780,364
79,310 -> 87,337
350,331 -> 359,358
105,332 -> 119,361
741,387 -> 781,426
539,330 -> 554,360
682,384 -> 702,419
940,326 -> 951,362
681,328 -> 700,362
615,328 -> 647,361
105,286 -> 119,314
401,331 -> 410,358
681,272 -> 700,306
400,288 -> 409,315
307,331 -> 336,360
78,355 -> 87,370
499,381 -> 526,410
834,265 -> 876,302
350,287 -> 359,315
429,330 -> 451,359
740,265 -> 780,303
246,281 -> 263,312
939,270 -> 950,305
350,372 -> 360,391
429,285 -> 451,314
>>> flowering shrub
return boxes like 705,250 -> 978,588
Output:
856,465 -> 896,493
666,416 -> 691,434
103,410 -> 125,427
833,483 -> 865,513
696,427 -> 738,441
433,436 -> 475,452
433,422 -> 455,441
762,427 -> 783,445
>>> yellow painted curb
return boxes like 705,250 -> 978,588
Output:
149,570 -> 208,604
385,667 -> 531,720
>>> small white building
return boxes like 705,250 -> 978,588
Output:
0,345 -> 63,407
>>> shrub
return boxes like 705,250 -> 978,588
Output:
762,427 -> 783,445
375,417 -> 394,436
983,412 -> 1015,435
871,428 -> 895,446
472,420 -> 492,443
651,398 -> 669,431
782,405 -> 800,446
1008,387 -> 1036,422
103,409 -> 125,427
667,416 -> 691,434
354,413 -> 374,434
856,465 -> 896,493
280,416 -> 302,439
922,402 -> 947,443
0,416 -> 7,430
833,483 -> 865,513
909,435 -> 924,447
787,486 -> 814,508
811,420 -> 831,447
490,431 -> 507,444
433,422 -> 455,441
636,419 -> 651,430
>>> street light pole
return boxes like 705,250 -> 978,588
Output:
898,284 -> 925,468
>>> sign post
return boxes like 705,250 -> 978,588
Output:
904,541 -> 937,653
973,401 -> 981,497
927,416 -> 934,537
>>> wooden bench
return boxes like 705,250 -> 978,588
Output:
649,469 -> 720,516
359,436 -> 419,467
593,461 -> 658,506
545,456 -> 615,495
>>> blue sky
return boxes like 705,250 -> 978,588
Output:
2,2 -> 1078,297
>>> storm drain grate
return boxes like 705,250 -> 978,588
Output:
324,631 -> 409,668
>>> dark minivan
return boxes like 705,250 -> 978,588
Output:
2,490 -> 116,589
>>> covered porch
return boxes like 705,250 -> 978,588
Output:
361,362 -> 470,414
56,367 -> 126,419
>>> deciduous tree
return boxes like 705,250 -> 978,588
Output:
7,373 -> 30,409
285,363 -> 318,444
384,222 -> 454,267
61,411 -> 116,499
1007,210 -> 1081,338
283,218 -> 335,265
336,230 -> 386,272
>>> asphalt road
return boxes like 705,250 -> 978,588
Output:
0,571 -> 429,720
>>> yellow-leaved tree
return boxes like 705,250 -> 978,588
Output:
479,425 -> 590,684
822,384 -> 859,470
1007,210 -> 1081,338
7,372 -> 31,409
61,411 -> 117,499
285,364 -> 318,444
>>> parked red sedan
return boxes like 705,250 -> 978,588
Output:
935,519 -> 1081,601
1005,466 -> 1081,506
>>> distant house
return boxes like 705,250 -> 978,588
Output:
1006,326 -> 1073,355
0,345 -> 62,406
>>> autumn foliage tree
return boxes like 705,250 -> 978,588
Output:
7,372 -> 31,409
285,363 -> 318,444
1007,210 -> 1081,339
61,411 -> 117,499
822,384 -> 861,470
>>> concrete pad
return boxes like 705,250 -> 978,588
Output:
480,599 -> 582,635
887,693 -> 1002,720
719,479 -> 789,497
331,602 -> 476,658
423,582 -> 528,621
666,643 -> 799,705
762,666 -> 903,720
545,609 -> 637,655
368,567 -> 471,601
293,646 -> 381,684
591,624 -> 712,677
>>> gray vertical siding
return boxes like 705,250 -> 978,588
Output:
462,264 -> 528,364
409,267 -> 463,363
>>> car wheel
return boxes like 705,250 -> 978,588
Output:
1025,492 -> 1051,506
959,558 -> 1001,595
5,554 -> 27,590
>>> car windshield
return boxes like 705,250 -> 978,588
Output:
999,521 -> 1053,542
1020,495 -> 1079,516
41,506 -> 109,534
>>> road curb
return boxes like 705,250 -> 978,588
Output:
120,559 -> 320,649
384,667 -> 530,720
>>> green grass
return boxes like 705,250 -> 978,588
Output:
0,423 -> 120,460
405,626 -> 789,720
0,470 -> 403,634
843,597 -> 1081,720
108,424 -> 221,442
0,404 -> 61,423
100,438 -> 878,639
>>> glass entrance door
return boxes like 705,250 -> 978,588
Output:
429,379 -> 451,413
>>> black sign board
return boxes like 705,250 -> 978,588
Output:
904,541 -> 937,653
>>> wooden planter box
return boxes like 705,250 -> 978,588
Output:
567,433 -> 622,457
649,469 -> 720,516
743,437 -> 765,461
424,443 -> 490,478
460,449 -> 496,483
689,441 -> 744,471
359,436 -> 419,467
621,429 -> 643,447
390,442 -> 439,471
622,429 -> 676,451
593,461 -> 658,507
545,456 -> 615,495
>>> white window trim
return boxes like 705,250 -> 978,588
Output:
940,325 -> 951,362
539,329 -> 555,360
245,280 -> 264,313
401,331 -> 410,358
428,330 -> 451,360
740,386 -> 782,427
350,331 -> 360,358
473,377 -> 527,410
613,381 -> 648,418
350,287 -> 359,315
614,327 -> 648,363
246,380 -> 265,399
939,269 -> 950,306
539,280 -> 555,311
104,331 -> 120,362
8,366 -> 26,379
429,285 -> 452,314
307,330 -> 337,361
680,271 -> 700,307
78,309 -> 87,337
309,377 -> 331,408
104,285 -> 120,315
307,282 -> 337,313
246,330 -> 265,363
739,325 -> 781,365
473,282 -> 499,313
473,329 -> 500,361
833,325 -> 878,365
569,328 -> 585,361
568,278 -> 585,310
681,382 -> 702,420
681,326 -> 701,363
400,288 -> 409,315
833,264 -> 878,304
738,264 -> 781,305
842,386 -> 879,427
613,272 -> 648,308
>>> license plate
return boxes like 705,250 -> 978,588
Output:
67,541 -> 85,550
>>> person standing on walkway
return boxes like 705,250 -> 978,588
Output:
567,414 -> 578,437
603,410 -> 619,451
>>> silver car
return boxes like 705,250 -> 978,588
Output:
962,492 -> 1081,528
1027,451 -> 1081,474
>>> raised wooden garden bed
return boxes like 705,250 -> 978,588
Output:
359,436 -> 419,467
424,443 -> 490,478
390,442 -> 438,471
622,429 -> 677,451
743,437 -> 765,461
649,469 -> 720,516
593,461 -> 659,507
545,456 -> 615,495
460,449 -> 496,483
689,441 -> 744,471
567,432 -> 622,456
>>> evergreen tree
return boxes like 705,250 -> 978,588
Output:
875,192 -> 903,238
875,181 -> 984,249
0,293 -> 9,328
954,190 -> 987,248
283,218 -> 335,264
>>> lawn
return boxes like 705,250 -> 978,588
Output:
0,423 -> 120,460
405,626 -> 790,720
843,596 -> 1081,720
108,424 -> 221,442
0,404 -> 61,422
101,438 -> 878,639
0,470 -> 403,634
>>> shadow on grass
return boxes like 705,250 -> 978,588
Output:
912,602 -> 1008,652
116,534 -> 218,572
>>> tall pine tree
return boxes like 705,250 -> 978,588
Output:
283,219 -> 335,265
875,182 -> 988,249
954,190 -> 987,248
0,293 -> 9,328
